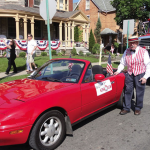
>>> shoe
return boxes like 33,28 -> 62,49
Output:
26,70 -> 30,72
13,71 -> 18,73
120,109 -> 130,115
5,72 -> 9,75
134,110 -> 141,115
35,67 -> 37,70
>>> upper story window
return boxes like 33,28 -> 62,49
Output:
86,0 -> 90,10
65,0 -> 68,11
34,0 -> 41,6
59,0 -> 63,10
25,0 -> 28,7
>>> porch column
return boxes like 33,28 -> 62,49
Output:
72,21 -> 75,47
24,15 -> 27,40
83,24 -> 86,47
65,22 -> 68,47
87,24 -> 89,48
63,0 -> 65,11
57,0 -> 59,9
31,16 -> 35,39
15,14 -> 20,40
68,21 -> 71,47
59,21 -> 62,47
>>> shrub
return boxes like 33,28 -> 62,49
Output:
3,52 -> 6,57
86,52 -> 91,56
19,52 -> 26,58
61,50 -> 66,55
41,52 -> 47,56
92,43 -> 100,54
71,48 -> 77,56
79,50 -> 84,56
52,50 -> 57,56
57,52 -> 62,56
89,29 -> 95,53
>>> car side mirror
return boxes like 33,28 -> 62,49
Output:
94,74 -> 105,82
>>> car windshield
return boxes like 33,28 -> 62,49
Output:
33,60 -> 85,83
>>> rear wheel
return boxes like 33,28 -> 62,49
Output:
29,110 -> 66,150
116,91 -> 124,109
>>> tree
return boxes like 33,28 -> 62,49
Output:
74,26 -> 79,42
94,17 -> 101,43
89,29 -> 95,53
110,0 -> 150,28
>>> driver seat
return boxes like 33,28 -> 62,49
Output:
69,65 -> 82,78
92,65 -> 104,80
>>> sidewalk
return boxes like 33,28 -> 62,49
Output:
0,60 -> 120,79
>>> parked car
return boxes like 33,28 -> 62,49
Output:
0,58 -> 125,150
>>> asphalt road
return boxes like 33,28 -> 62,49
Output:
1,84 -> 150,150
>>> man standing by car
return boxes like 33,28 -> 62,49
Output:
114,36 -> 150,115
27,34 -> 37,72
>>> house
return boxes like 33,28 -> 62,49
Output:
74,0 -> 121,47
0,0 -> 90,49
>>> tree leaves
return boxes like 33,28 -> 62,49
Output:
111,0 -> 150,28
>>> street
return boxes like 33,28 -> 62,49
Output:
1,85 -> 150,150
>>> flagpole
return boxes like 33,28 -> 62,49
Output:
99,41 -> 102,65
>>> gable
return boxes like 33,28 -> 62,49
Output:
70,11 -> 90,22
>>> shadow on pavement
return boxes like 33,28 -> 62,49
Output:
73,106 -> 116,131
0,143 -> 33,150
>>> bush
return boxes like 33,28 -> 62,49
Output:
52,50 -> 57,56
89,29 -> 95,53
3,52 -> 6,57
79,50 -> 84,56
86,52 -> 91,56
71,48 -> 77,56
41,52 -> 47,56
61,50 -> 66,55
19,52 -> 26,58
57,52 -> 62,56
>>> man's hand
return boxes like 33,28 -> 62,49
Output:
114,71 -> 119,75
139,78 -> 147,84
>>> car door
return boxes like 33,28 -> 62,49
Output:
80,65 -> 116,118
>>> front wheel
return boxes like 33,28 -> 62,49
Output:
29,110 -> 66,150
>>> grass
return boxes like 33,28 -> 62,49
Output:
0,56 -> 100,73
0,74 -> 29,84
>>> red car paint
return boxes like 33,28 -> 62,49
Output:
0,58 -> 125,146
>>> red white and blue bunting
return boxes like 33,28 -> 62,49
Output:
0,40 -> 60,51
0,40 -> 10,50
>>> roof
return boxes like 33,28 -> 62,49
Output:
0,4 -> 39,14
74,0 -> 116,12
0,4 -> 80,19
100,28 -> 117,35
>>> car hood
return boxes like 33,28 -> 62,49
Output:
0,78 -> 74,105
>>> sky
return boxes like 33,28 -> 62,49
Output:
73,0 -> 79,3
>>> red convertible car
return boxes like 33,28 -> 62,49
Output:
0,58 -> 125,150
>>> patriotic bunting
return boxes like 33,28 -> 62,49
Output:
0,40 -> 60,51
0,40 -> 10,50
15,40 -> 27,50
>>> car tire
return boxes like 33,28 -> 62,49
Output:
116,90 -> 124,109
29,110 -> 66,150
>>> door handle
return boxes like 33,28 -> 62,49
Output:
111,81 -> 115,84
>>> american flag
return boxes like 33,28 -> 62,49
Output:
106,54 -> 113,75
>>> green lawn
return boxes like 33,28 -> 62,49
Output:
0,56 -> 100,73
0,74 -> 29,84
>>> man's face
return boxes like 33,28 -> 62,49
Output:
129,41 -> 138,50
28,35 -> 32,41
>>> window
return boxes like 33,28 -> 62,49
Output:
8,18 -> 16,39
87,15 -> 90,19
34,20 -> 41,39
83,65 -> 93,83
65,0 -> 68,10
34,0 -> 40,6
59,0 -> 63,10
25,0 -> 28,7
86,0 -> 90,10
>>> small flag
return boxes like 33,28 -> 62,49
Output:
106,54 -> 113,75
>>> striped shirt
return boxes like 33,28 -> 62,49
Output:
117,46 -> 150,79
